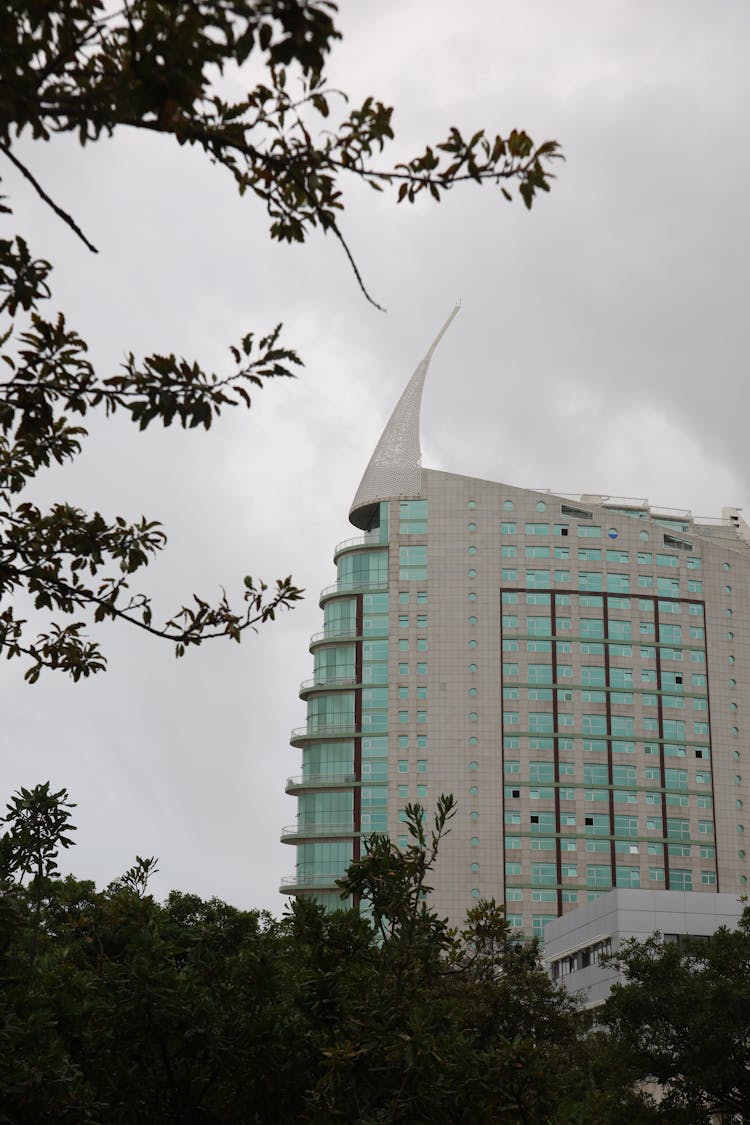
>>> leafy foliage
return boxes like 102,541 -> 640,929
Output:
0,1 -> 562,681
601,916 -> 750,1122
0,783 -> 633,1123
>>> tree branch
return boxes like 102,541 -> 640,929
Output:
0,144 -> 99,254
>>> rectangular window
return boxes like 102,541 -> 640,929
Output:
585,814 -> 609,837
399,499 -> 428,534
531,863 -> 557,885
530,761 -> 555,782
525,544 -> 551,558
656,553 -> 679,568
501,522 -> 517,534
399,545 -> 427,581
525,523 -> 549,536
669,869 -> 693,891
501,544 -> 517,558
580,618 -> 605,639
586,864 -> 612,887
529,713 -> 555,734
578,525 -> 602,538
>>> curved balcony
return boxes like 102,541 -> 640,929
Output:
280,821 -> 357,843
309,626 -> 360,647
319,580 -> 388,606
285,772 -> 358,794
335,531 -> 384,558
279,872 -> 346,894
290,722 -> 359,746
299,675 -> 358,699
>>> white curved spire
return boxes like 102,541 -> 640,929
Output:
349,304 -> 460,527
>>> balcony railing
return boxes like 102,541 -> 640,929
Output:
319,580 -> 388,602
299,675 -> 357,693
279,872 -> 345,891
309,626 -> 359,645
334,532 -> 384,554
290,723 -> 358,742
285,772 -> 357,790
281,821 -> 357,839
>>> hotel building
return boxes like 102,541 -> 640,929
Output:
281,308 -> 750,939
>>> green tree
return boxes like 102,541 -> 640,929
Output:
0,1 -> 562,682
2,785 -> 612,1123
599,917 -> 750,1122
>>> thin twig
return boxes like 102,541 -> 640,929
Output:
327,216 -> 385,312
0,143 -> 99,254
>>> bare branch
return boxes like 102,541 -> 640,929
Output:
0,144 -> 99,254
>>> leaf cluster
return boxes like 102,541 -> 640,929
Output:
600,918 -> 750,1121
0,783 -> 628,1123
0,1 -> 562,681
1,2 -> 561,302
0,234 -> 303,680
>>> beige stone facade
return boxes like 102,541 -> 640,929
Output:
282,324 -> 750,935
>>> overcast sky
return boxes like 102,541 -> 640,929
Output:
2,1 -> 749,911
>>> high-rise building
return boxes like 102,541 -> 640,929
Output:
281,308 -> 750,937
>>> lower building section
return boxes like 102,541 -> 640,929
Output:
543,888 -> 744,1007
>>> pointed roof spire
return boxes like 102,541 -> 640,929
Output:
349,304 -> 460,529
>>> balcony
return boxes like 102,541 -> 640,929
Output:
279,872 -> 346,893
299,675 -> 358,698
280,821 -> 357,843
290,723 -> 359,746
309,626 -> 360,647
334,532 -> 385,557
319,580 -> 388,605
285,772 -> 357,793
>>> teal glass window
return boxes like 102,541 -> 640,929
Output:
399,499 -> 427,535
323,596 -> 356,638
399,545 -> 427,581
586,865 -> 612,887
338,549 -> 388,590
501,522 -> 516,534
